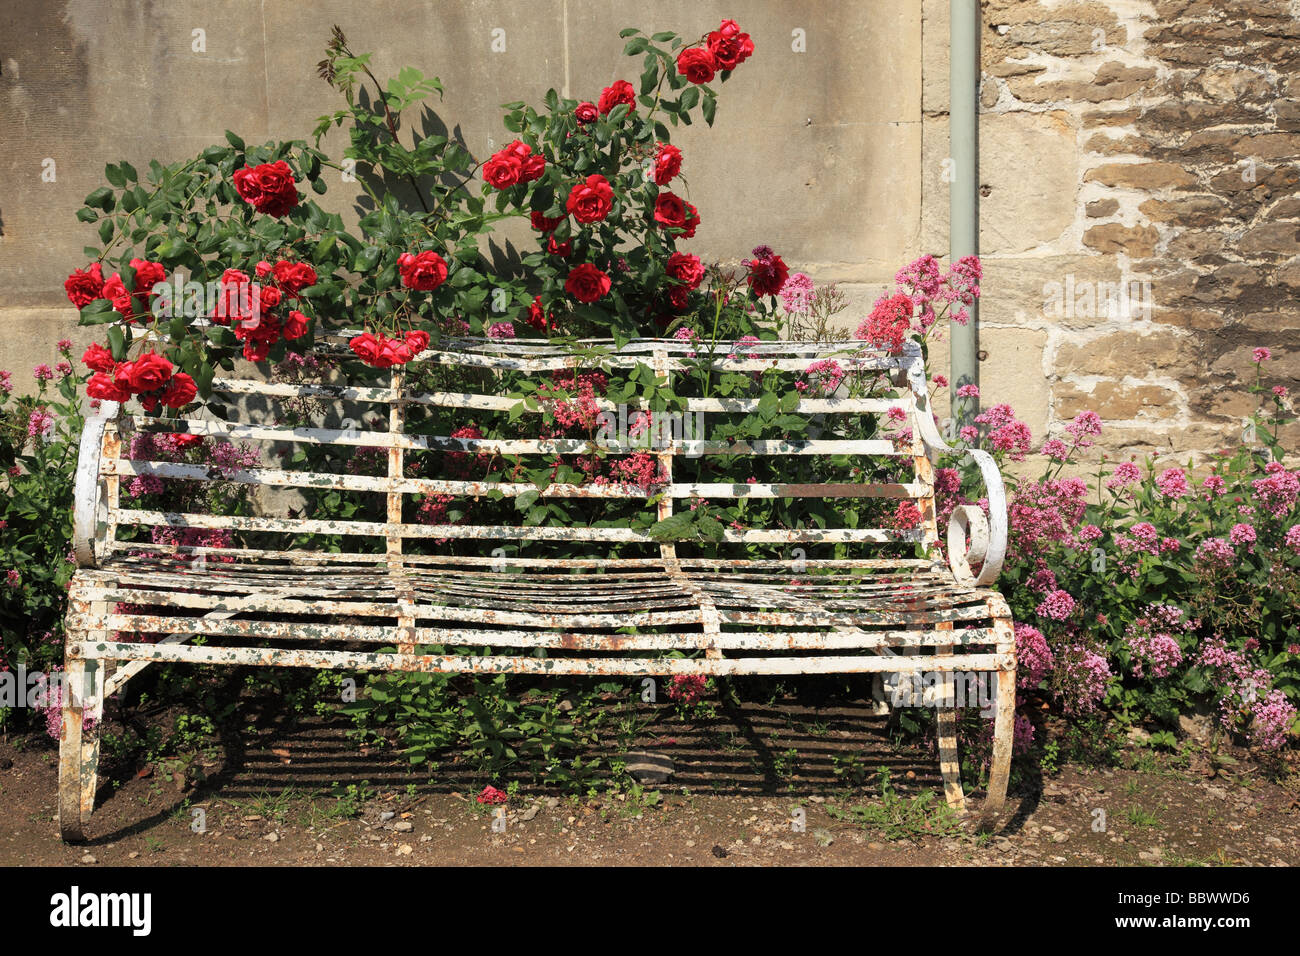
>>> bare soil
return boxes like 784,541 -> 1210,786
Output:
2,695 -> 1297,866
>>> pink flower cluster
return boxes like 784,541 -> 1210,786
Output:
1196,635 -> 1296,750
667,674 -> 708,705
974,404 -> 1032,461
1124,605 -> 1192,678
1252,463 -> 1298,518
1014,623 -> 1054,689
778,272 -> 816,315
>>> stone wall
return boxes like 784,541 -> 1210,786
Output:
922,0 -> 1299,466
1,0 -> 1297,466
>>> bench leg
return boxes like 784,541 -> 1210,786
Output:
934,626 -> 966,814
979,666 -> 1016,829
58,657 -> 102,843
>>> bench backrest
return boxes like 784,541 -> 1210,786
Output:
79,337 -> 944,569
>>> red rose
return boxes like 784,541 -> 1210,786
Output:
127,352 -> 174,393
405,329 -> 430,355
521,153 -> 546,182
160,373 -> 198,409
653,192 -> 687,230
283,309 -> 309,340
566,174 -> 614,224
86,372 -> 130,402
398,250 -> 449,292
257,285 -> 282,310
575,101 -> 598,124
676,48 -> 717,84
653,143 -> 682,185
565,263 -> 611,303
667,252 -> 706,289
707,19 -> 754,70
483,151 -> 523,189
668,285 -> 691,310
211,270 -> 252,325
745,252 -> 790,297
233,160 -> 299,217
598,80 -> 636,115
223,268 -> 251,286
129,258 -> 166,297
272,260 -> 317,295
171,433 -> 203,448
64,263 -> 104,308
379,337 -> 408,367
525,295 -> 553,332
82,342 -> 115,374
548,236 -> 573,258
531,210 -> 565,232
99,273 -> 134,320
243,340 -> 271,362
681,202 -> 700,239
255,260 -> 273,278
349,332 -> 382,366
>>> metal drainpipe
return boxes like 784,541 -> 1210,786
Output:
950,0 -> 980,427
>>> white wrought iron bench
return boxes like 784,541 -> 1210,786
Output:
60,337 -> 1014,841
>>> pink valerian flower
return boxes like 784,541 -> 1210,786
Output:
1006,477 -> 1088,559
891,500 -> 923,530
486,322 -> 516,339
933,374 -> 948,388
934,467 -> 961,495
974,404 -> 1031,461
1202,474 -> 1227,498
1041,438 -> 1069,461
33,364 -> 54,381
1285,525 -> 1300,554
855,293 -> 913,353
1195,537 -> 1235,568
673,325 -> 700,358
1229,522 -> 1257,552
56,361 -> 73,378
958,425 -> 979,443
1115,521 -> 1160,556
0,371 -> 11,394
1250,691 -> 1296,750
667,674 -> 708,705
1273,385 -> 1289,399
5,569 -> 19,588
1252,467 -> 1298,518
778,272 -> 816,315
1015,623 -> 1054,689
886,406 -> 908,424
797,359 -> 845,397
1252,347 -> 1271,363
1065,410 -> 1102,445
27,408 -> 55,442
956,384 -> 979,399
598,452 -> 667,492
1036,589 -> 1076,621
57,338 -> 72,352
1061,646 -> 1113,715
1124,605 -> 1192,679
725,335 -> 762,360
1154,467 -> 1190,499
476,785 -> 508,805
1105,461 -> 1142,492
1078,524 -> 1103,543
1027,566 -> 1057,594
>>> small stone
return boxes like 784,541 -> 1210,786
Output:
393,821 -> 413,833
520,804 -> 541,822
396,845 -> 413,856
242,815 -> 262,822
80,854 -> 97,864
264,832 -> 280,843
545,797 -> 560,809
315,843 -> 324,852
685,840 -> 696,847
379,811 -> 396,822
623,750 -> 674,785
128,851 -> 140,859
1053,832 -> 1068,844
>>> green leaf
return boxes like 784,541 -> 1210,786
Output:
225,130 -> 245,150
84,187 -> 115,211
107,326 -> 126,361
515,489 -> 540,511
75,207 -> 98,223
702,95 -> 717,126
97,219 -> 114,244
105,164 -> 126,187
679,86 -> 699,111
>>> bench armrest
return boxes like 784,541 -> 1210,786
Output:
903,346 -> 1007,587
72,400 -> 120,569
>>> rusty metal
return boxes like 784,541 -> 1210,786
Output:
58,338 -> 1016,840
